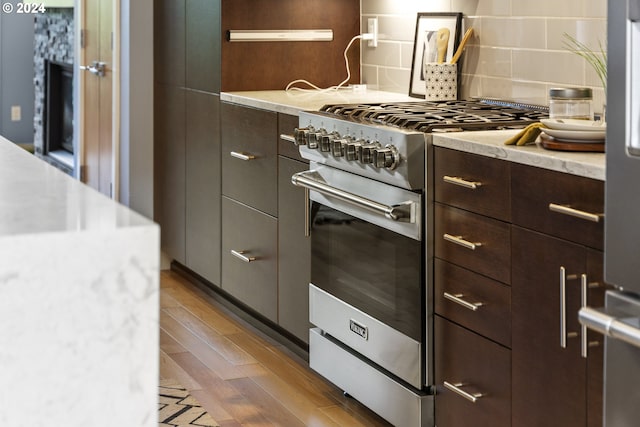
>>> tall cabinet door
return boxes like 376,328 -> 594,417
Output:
512,226 -> 587,427
185,91 -> 221,285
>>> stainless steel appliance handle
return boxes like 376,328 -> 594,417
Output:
280,134 -> 296,144
580,307 -> 640,349
230,151 -> 257,161
548,203 -> 602,223
443,175 -> 482,189
230,250 -> 256,263
291,170 -> 416,222
443,381 -> 483,403
443,233 -> 481,250
443,292 -> 483,311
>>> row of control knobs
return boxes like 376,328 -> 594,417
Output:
294,127 -> 400,170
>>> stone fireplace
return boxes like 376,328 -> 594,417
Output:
33,8 -> 74,175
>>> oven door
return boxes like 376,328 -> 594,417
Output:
292,163 -> 424,389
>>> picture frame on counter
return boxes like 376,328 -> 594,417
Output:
409,12 -> 462,98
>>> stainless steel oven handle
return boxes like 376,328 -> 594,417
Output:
291,170 -> 416,222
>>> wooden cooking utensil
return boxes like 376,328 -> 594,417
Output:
436,28 -> 450,64
450,27 -> 474,64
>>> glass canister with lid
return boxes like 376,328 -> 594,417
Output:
549,87 -> 594,120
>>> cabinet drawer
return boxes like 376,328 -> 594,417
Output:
435,316 -> 511,427
435,203 -> 511,284
221,196 -> 277,321
221,102 -> 278,216
434,259 -> 511,348
434,147 -> 511,222
278,113 -> 307,162
511,163 -> 604,250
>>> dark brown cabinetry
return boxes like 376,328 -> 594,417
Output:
277,114 -> 311,344
511,163 -> 605,427
221,103 -> 310,342
221,102 -> 278,320
154,0 -> 222,285
433,147 -> 512,427
434,147 -> 605,427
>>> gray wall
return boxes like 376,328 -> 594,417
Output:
119,0 -> 154,220
0,12 -> 35,144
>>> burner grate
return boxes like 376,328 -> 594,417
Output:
320,100 -> 548,132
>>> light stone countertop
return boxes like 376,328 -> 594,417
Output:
221,89 -> 416,115
432,129 -> 606,181
0,135 -> 159,426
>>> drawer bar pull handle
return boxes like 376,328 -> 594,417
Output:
443,381 -> 484,403
280,134 -> 296,144
443,233 -> 482,250
443,175 -> 482,189
444,292 -> 483,311
230,250 -> 256,263
548,203 -> 602,223
231,151 -> 257,161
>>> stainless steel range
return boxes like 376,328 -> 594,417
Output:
291,100 -> 547,427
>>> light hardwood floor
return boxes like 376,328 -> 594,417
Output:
160,269 -> 392,427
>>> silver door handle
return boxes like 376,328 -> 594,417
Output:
581,274 -> 589,358
443,233 -> 482,250
230,250 -> 256,263
443,175 -> 482,189
549,203 -> 602,223
291,170 -> 416,222
444,292 -> 483,311
560,266 -> 579,349
280,134 -> 296,144
79,61 -> 106,77
443,381 -> 484,403
230,151 -> 257,161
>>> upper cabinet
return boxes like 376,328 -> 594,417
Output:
221,0 -> 360,91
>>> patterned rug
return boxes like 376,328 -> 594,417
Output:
159,379 -> 219,427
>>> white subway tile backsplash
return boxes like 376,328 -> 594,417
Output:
362,41 -> 403,67
480,18 -> 547,49
359,0 -> 607,105
513,0 -> 588,18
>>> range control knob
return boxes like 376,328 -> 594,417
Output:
332,137 -> 352,157
346,139 -> 365,161
307,129 -> 325,149
320,133 -> 338,152
360,142 -> 381,164
373,145 -> 400,169
293,127 -> 311,145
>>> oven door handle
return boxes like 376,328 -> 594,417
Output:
291,170 -> 416,222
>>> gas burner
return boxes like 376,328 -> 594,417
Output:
320,100 -> 548,132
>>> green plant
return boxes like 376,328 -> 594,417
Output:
563,32 -> 607,95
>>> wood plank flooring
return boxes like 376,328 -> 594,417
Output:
160,270 -> 392,427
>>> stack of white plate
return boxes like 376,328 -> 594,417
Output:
540,119 -> 606,144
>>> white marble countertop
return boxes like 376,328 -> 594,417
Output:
0,135 -> 159,426
432,129 -> 606,181
0,135 -> 153,237
221,89 -> 416,115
